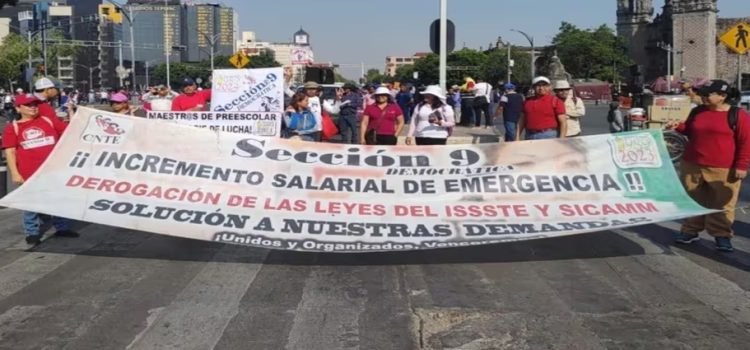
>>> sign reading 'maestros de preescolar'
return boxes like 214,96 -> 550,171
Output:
0,108 -> 714,253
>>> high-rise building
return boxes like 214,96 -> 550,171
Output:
182,3 -> 235,63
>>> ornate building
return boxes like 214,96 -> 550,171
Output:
617,0 -> 749,89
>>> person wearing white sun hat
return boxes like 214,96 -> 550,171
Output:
406,85 -> 455,145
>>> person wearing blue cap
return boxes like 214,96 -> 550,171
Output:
493,82 -> 524,142
171,77 -> 212,111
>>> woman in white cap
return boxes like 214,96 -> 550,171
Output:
360,87 -> 404,145
406,85 -> 455,146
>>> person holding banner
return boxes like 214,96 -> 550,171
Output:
303,81 -> 340,142
172,78 -> 212,112
406,85 -> 455,146
516,76 -> 568,140
109,92 -> 145,117
283,92 -> 318,141
2,94 -> 79,245
667,80 -> 750,252
360,87 -> 404,145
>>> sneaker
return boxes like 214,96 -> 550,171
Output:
54,230 -> 80,238
674,232 -> 700,244
25,235 -> 42,245
715,237 -> 734,252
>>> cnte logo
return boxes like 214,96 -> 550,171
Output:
81,115 -> 130,145
82,133 -> 123,145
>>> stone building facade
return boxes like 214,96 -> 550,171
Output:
616,0 -> 749,89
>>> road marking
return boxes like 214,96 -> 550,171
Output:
125,245 -> 268,350
285,266 -> 369,350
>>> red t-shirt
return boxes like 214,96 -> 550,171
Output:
523,94 -> 566,131
38,100 -> 58,120
363,103 -> 403,135
676,108 -> 750,170
2,116 -> 67,179
171,89 -> 212,111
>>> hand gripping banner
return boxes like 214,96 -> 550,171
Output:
0,107 -> 714,253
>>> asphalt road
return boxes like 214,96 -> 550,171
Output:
1,103 -> 750,349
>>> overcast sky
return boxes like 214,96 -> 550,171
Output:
222,0 -> 748,79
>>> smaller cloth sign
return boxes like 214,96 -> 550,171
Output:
210,68 -> 284,113
147,111 -> 280,137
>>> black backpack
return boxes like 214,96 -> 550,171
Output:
684,105 -> 742,141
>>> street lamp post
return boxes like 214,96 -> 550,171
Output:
104,1 -> 137,90
74,64 -> 94,91
511,29 -> 535,79
198,30 -> 222,72
164,0 -> 171,88
439,0 -> 447,91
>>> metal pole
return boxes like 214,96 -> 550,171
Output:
27,31 -> 32,91
739,54 -> 743,91
507,43 -> 511,83
145,61 -> 149,87
164,0 -> 171,88
128,5 -> 136,91
118,40 -> 124,87
210,37 -> 215,72
89,67 -> 93,90
530,39 -> 535,79
667,44 -> 671,84
42,18 -> 47,75
439,0 -> 447,90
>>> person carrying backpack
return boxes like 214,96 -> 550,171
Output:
666,80 -> 750,252
516,76 -> 567,140
2,94 -> 80,245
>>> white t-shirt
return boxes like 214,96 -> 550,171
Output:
408,103 -> 456,139
473,82 -> 492,100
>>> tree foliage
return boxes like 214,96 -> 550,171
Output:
389,48 -> 531,88
0,31 -> 78,90
150,51 -> 281,88
544,22 -> 632,82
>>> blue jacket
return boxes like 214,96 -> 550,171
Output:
284,109 -> 317,134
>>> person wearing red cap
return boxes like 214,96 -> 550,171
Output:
2,94 -> 79,245
171,77 -> 211,111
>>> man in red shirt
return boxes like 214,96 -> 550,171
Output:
668,80 -> 750,252
171,77 -> 212,111
515,76 -> 567,140
3,95 -> 79,245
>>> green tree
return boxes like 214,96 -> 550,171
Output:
0,33 -> 30,90
248,51 -> 281,69
0,31 -> 78,90
545,22 -> 632,82
365,68 -> 386,84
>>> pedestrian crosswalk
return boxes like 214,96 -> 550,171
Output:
1,207 -> 750,349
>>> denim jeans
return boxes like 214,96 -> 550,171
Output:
504,121 -> 517,142
338,114 -> 359,144
23,211 -> 70,236
525,129 -> 559,140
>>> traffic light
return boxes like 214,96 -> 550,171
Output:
430,19 -> 455,54
98,4 -> 123,24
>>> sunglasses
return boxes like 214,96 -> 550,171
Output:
21,103 -> 40,108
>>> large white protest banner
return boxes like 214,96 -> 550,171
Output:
0,107 -> 714,253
